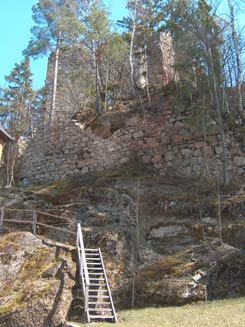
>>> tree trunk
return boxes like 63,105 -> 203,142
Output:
227,0 -> 243,116
129,0 -> 137,92
144,44 -> 151,105
208,47 -> 229,186
217,177 -> 223,244
6,142 -> 17,187
95,55 -> 102,115
104,61 -> 109,112
128,0 -> 144,111
49,31 -> 62,125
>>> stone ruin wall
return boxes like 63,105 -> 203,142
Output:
18,108 -> 245,185
20,33 -> 244,184
138,32 -> 178,89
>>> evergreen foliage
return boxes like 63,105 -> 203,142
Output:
23,0 -> 84,58
0,58 -> 36,137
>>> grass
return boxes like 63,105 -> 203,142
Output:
69,297 -> 245,327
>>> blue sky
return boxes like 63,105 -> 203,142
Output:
0,0 -> 127,90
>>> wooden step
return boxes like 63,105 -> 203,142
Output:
86,257 -> 101,261
88,295 -> 110,299
86,258 -> 100,261
89,290 -> 107,293
87,262 -> 102,266
89,278 -> 105,281
85,254 -> 100,258
84,249 -> 99,253
88,301 -> 111,305
87,266 -> 103,269
89,308 -> 112,312
88,273 -> 103,275
86,252 -> 99,255
89,315 -> 114,319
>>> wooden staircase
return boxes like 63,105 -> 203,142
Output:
77,224 -> 117,323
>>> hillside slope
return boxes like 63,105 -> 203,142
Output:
1,163 -> 244,318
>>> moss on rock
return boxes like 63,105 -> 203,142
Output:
0,232 -> 76,327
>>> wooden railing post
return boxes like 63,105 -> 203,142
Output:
32,211 -> 37,235
0,208 -> 4,234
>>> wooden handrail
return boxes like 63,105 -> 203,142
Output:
99,248 -> 118,322
0,208 -> 76,237
77,223 -> 90,315
0,207 -> 76,222
1,219 -> 76,235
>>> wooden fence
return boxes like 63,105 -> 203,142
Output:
0,207 -> 77,237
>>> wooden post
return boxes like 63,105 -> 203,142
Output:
32,211 -> 37,235
0,140 -> 3,163
0,208 -> 4,234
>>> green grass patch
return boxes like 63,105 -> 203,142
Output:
70,297 -> 245,327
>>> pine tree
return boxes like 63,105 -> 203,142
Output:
23,0 -> 84,125
1,58 -> 34,137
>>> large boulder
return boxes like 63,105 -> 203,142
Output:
0,232 -> 76,327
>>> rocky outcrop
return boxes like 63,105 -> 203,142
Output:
0,232 -> 76,327
133,242 -> 245,307
3,167 -> 245,311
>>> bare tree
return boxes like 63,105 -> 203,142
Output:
129,0 -> 138,94
227,0 -> 243,117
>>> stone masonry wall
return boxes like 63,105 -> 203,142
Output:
18,108 -> 245,184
